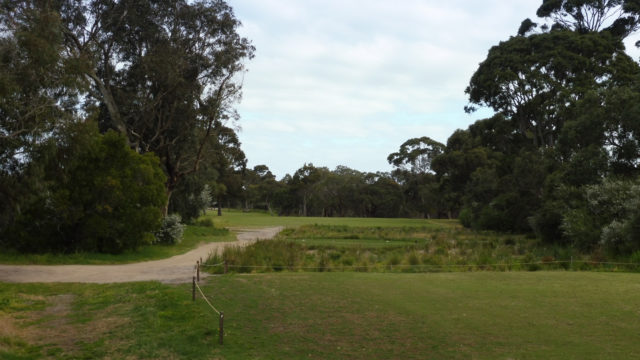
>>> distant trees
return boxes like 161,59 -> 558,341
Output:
387,137 -> 445,218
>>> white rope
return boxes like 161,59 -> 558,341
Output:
199,261 -> 225,268
195,282 -> 221,315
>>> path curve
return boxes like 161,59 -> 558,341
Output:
0,227 -> 283,284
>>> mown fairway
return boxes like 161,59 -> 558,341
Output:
2,212 -> 639,359
2,272 -> 640,359
212,209 -> 458,229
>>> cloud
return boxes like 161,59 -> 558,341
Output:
228,0 -> 547,177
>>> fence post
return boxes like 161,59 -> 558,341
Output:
219,312 -> 224,345
197,260 -> 200,282
192,276 -> 196,301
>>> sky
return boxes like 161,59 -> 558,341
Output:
227,0 -> 640,179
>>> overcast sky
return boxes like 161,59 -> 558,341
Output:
228,0 -> 640,179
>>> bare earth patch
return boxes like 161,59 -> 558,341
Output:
1,293 -> 132,358
0,227 -> 282,284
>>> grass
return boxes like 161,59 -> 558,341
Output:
1,272 -> 640,359
0,224 -> 233,265
210,208 -> 457,229
208,222 -> 639,273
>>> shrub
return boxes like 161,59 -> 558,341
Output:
522,253 -> 540,271
6,124 -> 167,254
407,251 -> 420,266
154,214 -> 185,245
195,218 -> 215,227
459,207 -> 473,228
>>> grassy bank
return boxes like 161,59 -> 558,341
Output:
207,223 -> 640,273
0,224 -> 233,265
2,272 -> 639,359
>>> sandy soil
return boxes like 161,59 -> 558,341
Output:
0,227 -> 282,284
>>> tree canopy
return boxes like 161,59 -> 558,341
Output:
0,0 -> 253,252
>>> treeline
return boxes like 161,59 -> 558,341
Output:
238,164 -> 438,219
228,1 -> 640,255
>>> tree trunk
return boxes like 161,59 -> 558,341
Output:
217,196 -> 222,216
163,189 -> 173,217
85,71 -> 129,141
303,194 -> 307,217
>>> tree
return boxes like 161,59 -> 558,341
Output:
244,165 -> 279,214
290,163 -> 325,216
4,123 -> 166,253
168,119 -> 246,220
561,178 -> 640,253
535,0 -> 640,38
387,137 -> 445,174
1,0 -> 254,209
466,29 -> 634,148
0,2 -> 82,232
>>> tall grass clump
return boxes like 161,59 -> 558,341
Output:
205,223 -> 640,274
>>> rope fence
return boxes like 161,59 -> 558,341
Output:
205,259 -> 640,272
195,281 -> 221,315
199,261 -> 226,268
192,260 -> 224,345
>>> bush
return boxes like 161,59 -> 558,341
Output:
458,207 -> 473,228
6,124 -> 167,254
195,218 -> 215,227
154,214 -> 185,245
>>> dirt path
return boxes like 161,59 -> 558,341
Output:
0,227 -> 283,284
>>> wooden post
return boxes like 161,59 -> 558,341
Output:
192,276 -> 196,301
197,260 -> 200,282
224,261 -> 228,274
219,312 -> 224,345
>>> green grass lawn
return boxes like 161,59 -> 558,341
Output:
0,210 -> 454,265
0,225 -> 234,265
210,209 -> 457,229
2,272 -> 639,359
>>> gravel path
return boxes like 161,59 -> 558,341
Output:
0,227 -> 282,284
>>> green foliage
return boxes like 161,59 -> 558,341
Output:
169,176 -> 212,223
1,0 -> 254,236
5,123 -> 167,254
561,178 -> 640,253
195,217 -> 215,227
467,30 -> 630,148
0,220 -> 232,265
271,164 -> 411,218
154,214 -> 185,245
387,136 -> 445,174
458,207 -> 473,228
535,0 -> 640,38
